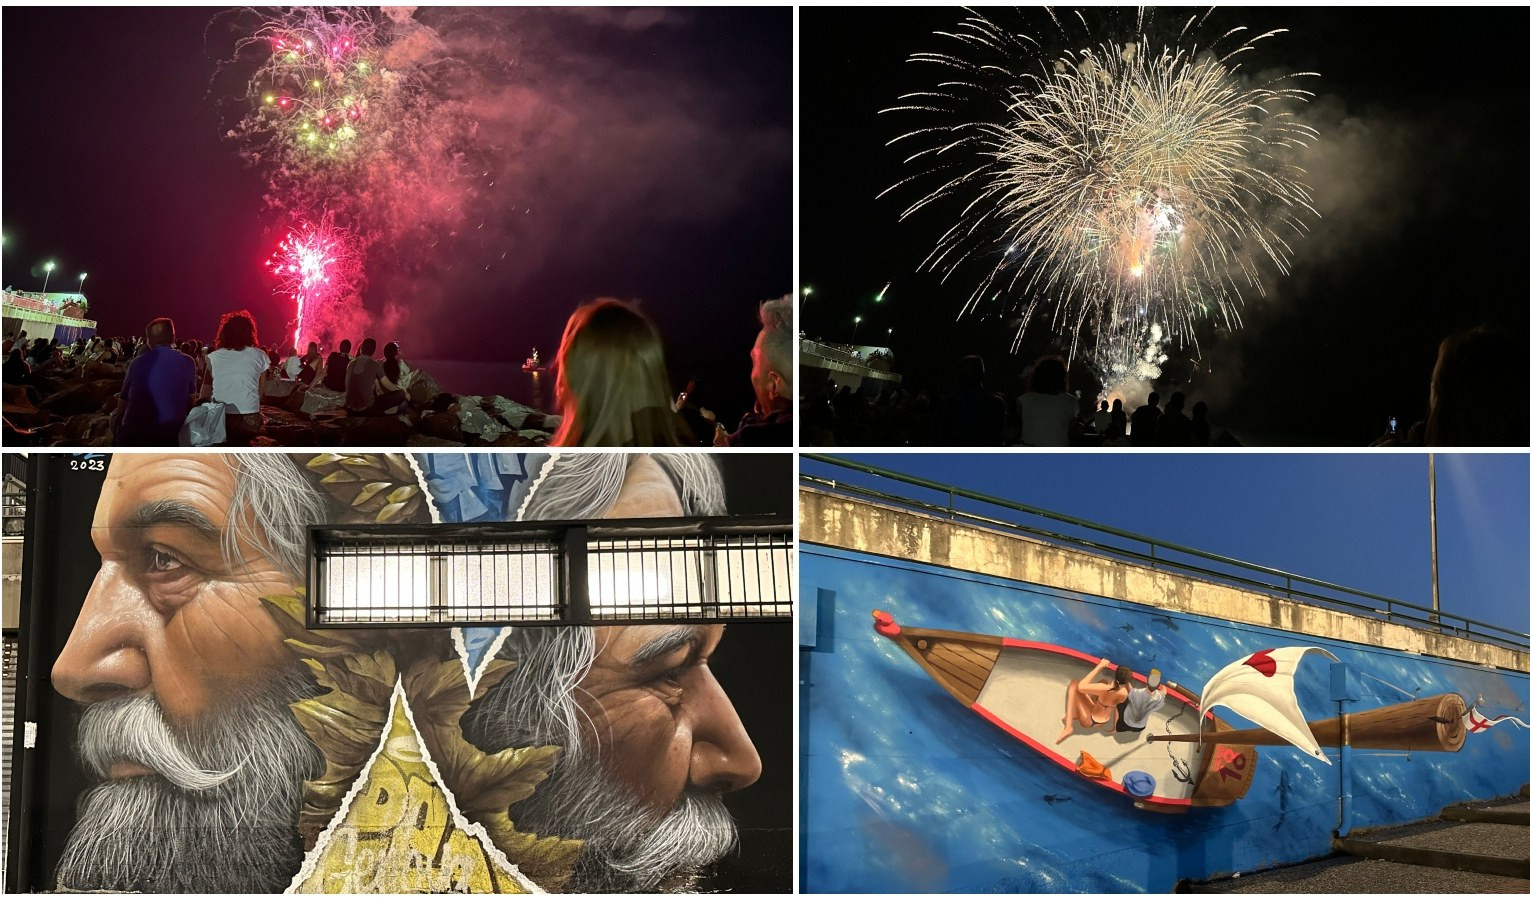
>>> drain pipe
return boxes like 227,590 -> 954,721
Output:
1330,662 -> 1357,838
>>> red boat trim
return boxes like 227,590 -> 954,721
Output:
1000,637 -> 1214,720
971,701 -> 1194,807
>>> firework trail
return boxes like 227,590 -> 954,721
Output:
884,8 -> 1318,387
220,7 -> 488,338
264,214 -> 361,349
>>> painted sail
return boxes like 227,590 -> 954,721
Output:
1198,647 -> 1338,764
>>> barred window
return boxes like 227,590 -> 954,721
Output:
309,517 -> 792,627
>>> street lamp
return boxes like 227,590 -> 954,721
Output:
77,272 -> 88,294
41,260 -> 55,293
852,314 -> 863,344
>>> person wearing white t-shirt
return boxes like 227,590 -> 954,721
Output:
1115,668 -> 1168,734
205,311 -> 269,444
1018,357 -> 1079,446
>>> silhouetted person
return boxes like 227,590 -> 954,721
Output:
113,317 -> 197,446
938,354 -> 1005,445
1156,391 -> 1191,445
1092,399 -> 1112,435
1190,400 -> 1211,446
321,339 -> 352,392
1108,398 -> 1127,441
346,337 -> 407,415
1129,392 -> 1161,446
1018,356 -> 1077,446
3,348 -> 31,385
1424,326 -> 1528,446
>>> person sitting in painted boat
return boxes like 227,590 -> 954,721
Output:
1114,668 -> 1168,735
1057,658 -> 1133,743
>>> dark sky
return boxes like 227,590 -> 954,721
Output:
804,453 -> 1530,640
3,7 -> 790,418
802,8 -> 1530,445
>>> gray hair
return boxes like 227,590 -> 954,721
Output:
757,294 -> 793,388
520,453 -> 727,521
463,628 -> 739,891
224,454 -> 328,579
466,627 -> 599,764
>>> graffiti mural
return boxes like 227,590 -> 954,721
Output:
25,452 -> 790,894
801,544 -> 1530,893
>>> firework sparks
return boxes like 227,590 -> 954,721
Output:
264,215 -> 361,349
236,8 -> 417,172
884,8 -> 1318,387
224,7 -> 484,256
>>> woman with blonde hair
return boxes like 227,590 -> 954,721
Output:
551,298 -> 689,446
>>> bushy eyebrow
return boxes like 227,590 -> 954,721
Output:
629,626 -> 703,668
123,500 -> 219,542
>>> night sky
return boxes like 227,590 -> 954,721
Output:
803,452 -> 1530,641
802,8 -> 1530,445
3,7 -> 790,421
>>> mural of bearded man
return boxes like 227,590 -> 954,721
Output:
38,452 -> 785,894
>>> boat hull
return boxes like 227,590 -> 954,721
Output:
873,612 -> 1257,813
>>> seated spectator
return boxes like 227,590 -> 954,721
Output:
718,294 -> 793,446
321,339 -> 352,392
113,317 -> 197,446
279,344 -> 303,380
550,298 -> 690,446
206,310 -> 269,444
3,348 -> 31,385
299,340 -> 322,384
345,337 -> 407,415
381,340 -> 412,391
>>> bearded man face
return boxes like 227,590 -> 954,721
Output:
50,455 -> 322,892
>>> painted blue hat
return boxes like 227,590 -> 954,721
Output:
1122,770 -> 1156,798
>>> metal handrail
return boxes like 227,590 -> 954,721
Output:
801,454 -> 1530,653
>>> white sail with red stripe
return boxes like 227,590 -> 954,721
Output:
1198,646 -> 1338,763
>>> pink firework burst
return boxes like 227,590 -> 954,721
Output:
264,217 -> 360,349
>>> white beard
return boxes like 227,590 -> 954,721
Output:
54,676 -> 320,893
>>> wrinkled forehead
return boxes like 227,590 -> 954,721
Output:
96,454 -> 239,532
597,455 -> 683,519
597,623 -> 727,664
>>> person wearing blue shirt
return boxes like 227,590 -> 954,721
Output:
112,317 -> 197,446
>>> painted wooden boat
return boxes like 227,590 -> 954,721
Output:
872,610 -> 1256,813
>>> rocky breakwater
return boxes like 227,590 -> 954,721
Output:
2,365 -> 562,448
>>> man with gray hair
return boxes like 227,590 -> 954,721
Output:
716,294 -> 793,446
50,454 -> 328,892
111,316 -> 197,446
466,451 -> 763,891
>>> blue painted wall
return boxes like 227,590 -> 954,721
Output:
799,544 -> 1530,893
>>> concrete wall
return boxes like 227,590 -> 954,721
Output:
800,488 -> 1530,893
802,488 -> 1530,673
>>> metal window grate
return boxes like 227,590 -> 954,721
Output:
309,517 -> 793,627
316,537 -> 560,624
588,530 -> 794,620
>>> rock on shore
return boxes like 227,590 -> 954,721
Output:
2,366 -> 561,448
